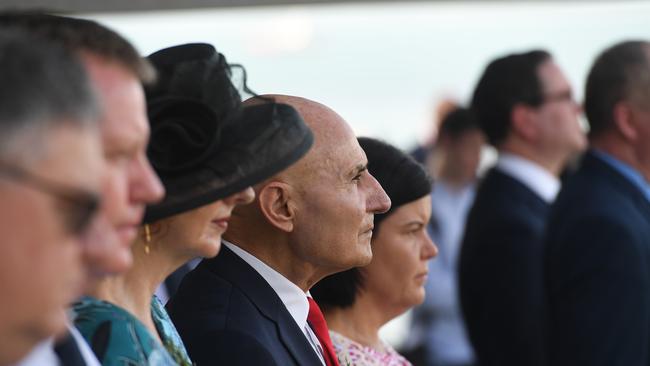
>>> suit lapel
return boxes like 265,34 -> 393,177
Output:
204,245 -> 322,365
276,308 -> 323,365
53,333 -> 87,366
486,168 -> 550,214
204,246 -> 281,320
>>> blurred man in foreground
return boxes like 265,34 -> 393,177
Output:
0,12 -> 165,365
0,30 -> 103,365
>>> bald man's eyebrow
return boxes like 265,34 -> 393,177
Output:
348,164 -> 368,179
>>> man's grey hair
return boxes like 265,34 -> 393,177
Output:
0,29 -> 99,162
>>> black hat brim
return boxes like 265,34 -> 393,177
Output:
143,102 -> 313,223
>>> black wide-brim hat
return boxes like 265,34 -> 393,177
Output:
142,43 -> 313,223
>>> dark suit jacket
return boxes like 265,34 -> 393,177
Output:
166,245 -> 323,366
163,262 -> 192,301
54,332 -> 88,366
458,167 -> 549,366
544,151 -> 650,366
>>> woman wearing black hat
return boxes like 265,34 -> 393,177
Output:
311,137 -> 438,366
72,43 -> 314,366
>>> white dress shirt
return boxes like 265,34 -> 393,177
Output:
223,240 -> 326,365
14,324 -> 101,366
13,338 -> 58,366
496,152 -> 560,203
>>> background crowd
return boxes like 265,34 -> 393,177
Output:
1,6 -> 650,366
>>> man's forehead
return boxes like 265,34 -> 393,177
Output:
353,144 -> 369,170
81,54 -> 149,149
255,94 -> 363,178
318,137 -> 367,177
538,61 -> 570,89
100,110 -> 148,148
307,112 -> 355,157
81,52 -> 126,84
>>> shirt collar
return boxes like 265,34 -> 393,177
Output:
591,148 -> 650,203
13,324 -> 100,366
13,339 -> 57,366
496,152 -> 560,203
222,240 -> 309,331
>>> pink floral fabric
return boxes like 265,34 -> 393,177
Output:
330,330 -> 412,366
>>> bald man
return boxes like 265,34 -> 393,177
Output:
167,95 -> 391,365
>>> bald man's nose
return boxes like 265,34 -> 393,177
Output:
366,174 -> 391,214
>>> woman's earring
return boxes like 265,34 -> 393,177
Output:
144,224 -> 152,254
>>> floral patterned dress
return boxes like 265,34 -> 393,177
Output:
330,330 -> 412,366
72,296 -> 192,366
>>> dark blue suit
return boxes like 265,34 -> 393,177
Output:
458,167 -> 548,366
166,245 -> 322,366
544,151 -> 650,366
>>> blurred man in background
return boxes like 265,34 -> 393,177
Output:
545,40 -> 650,366
458,49 -> 585,366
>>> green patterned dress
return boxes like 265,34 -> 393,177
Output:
72,296 -> 193,366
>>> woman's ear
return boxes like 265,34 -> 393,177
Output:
258,181 -> 295,233
147,219 -> 167,239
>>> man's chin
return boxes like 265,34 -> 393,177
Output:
355,252 -> 373,267
358,240 -> 374,264
346,245 -> 373,269
35,308 -> 68,342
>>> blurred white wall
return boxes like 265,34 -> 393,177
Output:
86,0 -> 650,152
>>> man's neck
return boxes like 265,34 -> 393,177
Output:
499,143 -> 563,177
225,236 -> 323,292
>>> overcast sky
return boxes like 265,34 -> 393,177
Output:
87,1 -> 650,150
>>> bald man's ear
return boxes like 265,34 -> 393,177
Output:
258,181 -> 295,233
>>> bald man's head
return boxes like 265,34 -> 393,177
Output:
230,95 -> 390,278
245,95 -> 356,189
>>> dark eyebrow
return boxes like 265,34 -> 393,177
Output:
350,164 -> 368,178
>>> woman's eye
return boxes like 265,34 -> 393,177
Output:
407,224 -> 424,235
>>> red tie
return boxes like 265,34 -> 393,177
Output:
307,297 -> 340,366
